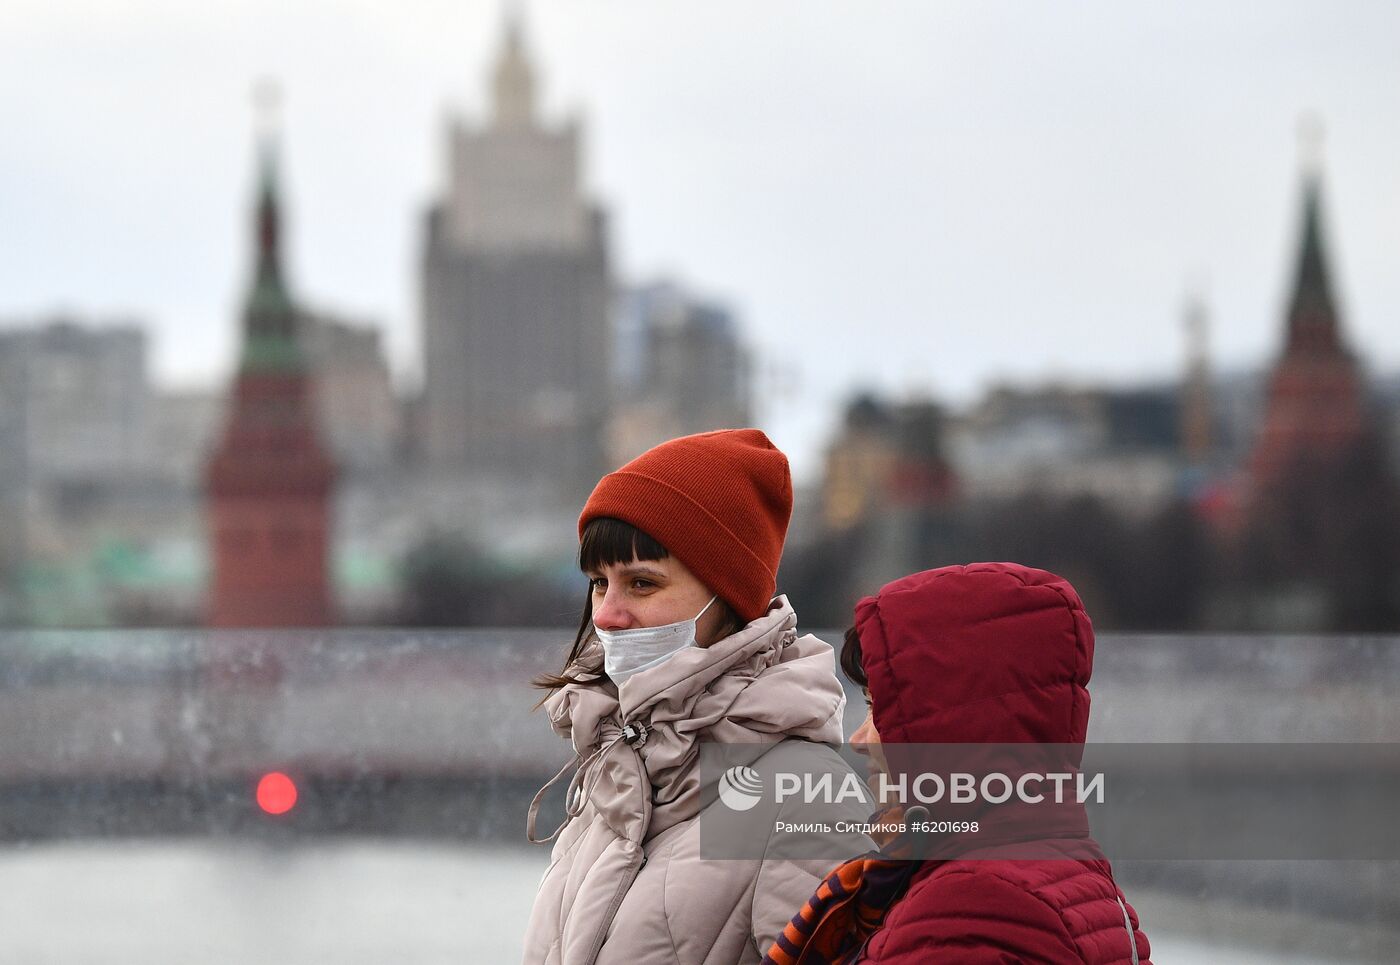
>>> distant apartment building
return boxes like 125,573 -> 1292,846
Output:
0,320 -> 152,562
0,319 -> 149,488
819,394 -> 958,530
300,312 -> 401,476
0,318 -> 204,623
608,280 -> 752,465
811,393 -> 960,593
144,391 -> 226,489
945,384 -> 1183,514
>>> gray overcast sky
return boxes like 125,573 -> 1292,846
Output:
2,0 -> 1399,483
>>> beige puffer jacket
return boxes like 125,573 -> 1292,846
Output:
523,595 -> 873,965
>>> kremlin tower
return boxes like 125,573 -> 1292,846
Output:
1245,125 -> 1370,495
203,94 -> 337,627
1231,122 -> 1399,630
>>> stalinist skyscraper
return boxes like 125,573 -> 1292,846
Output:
420,11 -> 611,502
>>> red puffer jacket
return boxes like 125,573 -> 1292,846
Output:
854,562 -> 1151,964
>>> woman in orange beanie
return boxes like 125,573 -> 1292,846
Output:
523,428 -> 874,965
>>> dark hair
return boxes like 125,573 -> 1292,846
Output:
839,624 -> 867,689
531,516 -> 741,696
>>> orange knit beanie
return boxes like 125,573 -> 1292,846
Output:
578,428 -> 793,624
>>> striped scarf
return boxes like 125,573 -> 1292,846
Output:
761,805 -> 924,965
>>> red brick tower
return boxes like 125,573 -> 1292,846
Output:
204,107 -> 337,627
1245,140 -> 1368,495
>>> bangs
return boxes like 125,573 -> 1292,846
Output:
579,517 -> 669,573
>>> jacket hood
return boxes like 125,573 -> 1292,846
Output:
852,563 -> 1097,857
854,562 -> 1094,746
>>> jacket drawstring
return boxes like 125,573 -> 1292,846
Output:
527,726 -> 637,844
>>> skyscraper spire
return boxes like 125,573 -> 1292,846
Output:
492,1 -> 536,128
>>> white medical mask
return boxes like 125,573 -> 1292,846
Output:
596,595 -> 719,683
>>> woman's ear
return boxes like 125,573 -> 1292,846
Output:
696,598 -> 739,648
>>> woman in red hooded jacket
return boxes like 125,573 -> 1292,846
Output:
766,562 -> 1152,965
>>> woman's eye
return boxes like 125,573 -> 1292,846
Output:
589,578 -> 605,592
630,579 -> 653,590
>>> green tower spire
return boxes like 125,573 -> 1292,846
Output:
240,81 -> 306,373
1284,115 -> 1343,356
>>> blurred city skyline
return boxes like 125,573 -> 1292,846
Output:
3,9 -> 1398,955
4,0 -> 1400,482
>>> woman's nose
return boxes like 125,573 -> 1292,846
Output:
852,715 -> 875,748
591,589 -> 633,631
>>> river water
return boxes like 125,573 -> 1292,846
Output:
0,839 -> 1368,963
